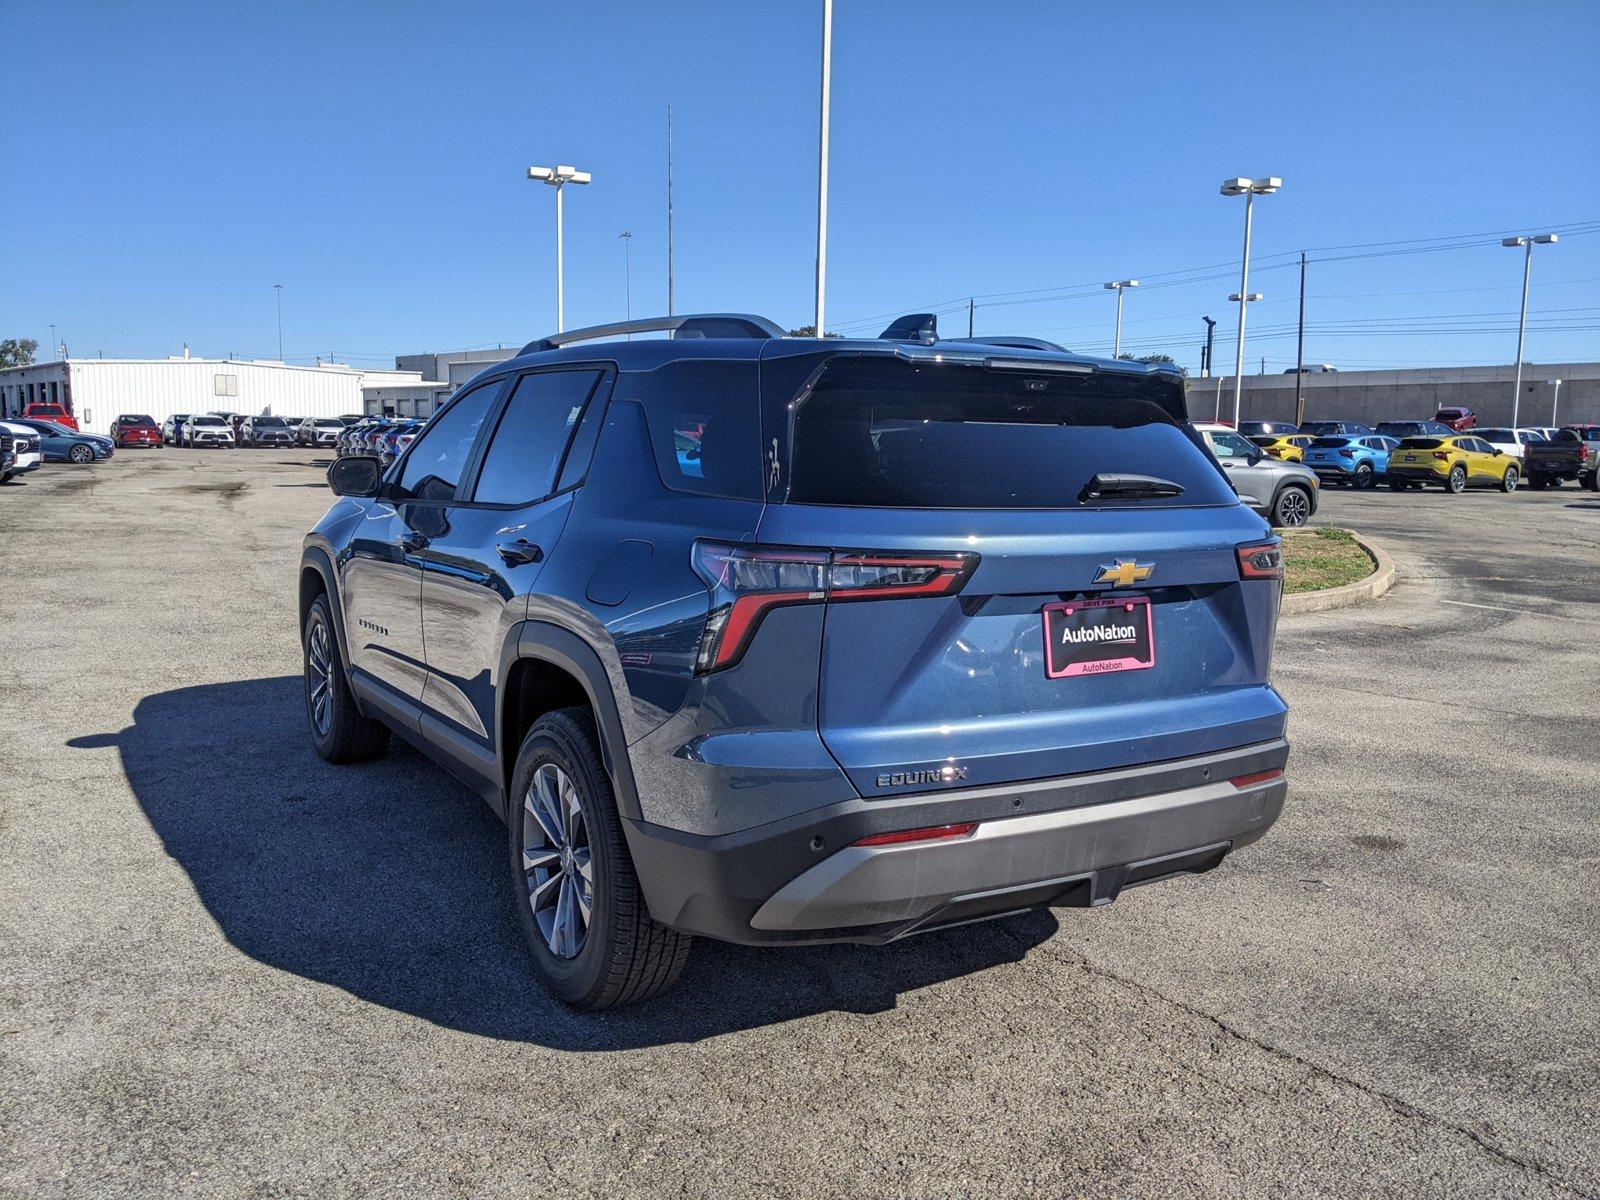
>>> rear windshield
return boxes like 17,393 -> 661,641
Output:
118,414 -> 156,425
787,357 -> 1231,510
1476,428 -> 1512,440
1399,438 -> 1444,449
1309,437 -> 1350,448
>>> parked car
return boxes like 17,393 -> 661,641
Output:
1432,406 -> 1477,432
1386,435 -> 1518,493
1563,425 -> 1600,490
162,414 -> 192,445
0,429 -> 13,479
279,417 -> 307,437
1523,429 -> 1593,490
110,413 -> 162,448
20,401 -> 79,431
1237,420 -> 1300,438
1376,420 -> 1456,440
1195,422 -> 1319,526
1249,432 -> 1315,463
184,415 -> 236,447
301,311 -> 1291,1009
9,418 -> 115,465
335,418 -> 384,456
298,417 -> 347,448
1526,426 -> 1560,442
0,421 -> 44,480
1298,420 -> 1374,437
1302,435 -> 1397,488
1473,427 -> 1547,461
377,419 -> 423,466
239,415 -> 298,448
1282,364 -> 1337,374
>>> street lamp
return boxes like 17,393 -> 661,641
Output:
528,163 -> 593,332
1546,379 -> 1563,425
1221,176 -> 1282,425
1103,280 -> 1139,357
813,0 -> 834,337
274,283 -> 284,361
1502,233 -> 1557,426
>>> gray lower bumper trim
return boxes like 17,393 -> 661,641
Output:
749,776 -> 1285,932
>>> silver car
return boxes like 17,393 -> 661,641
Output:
1195,423 -> 1319,528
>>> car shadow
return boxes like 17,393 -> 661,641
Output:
70,676 -> 1056,1048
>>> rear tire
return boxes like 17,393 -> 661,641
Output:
509,708 -> 691,1010
1528,476 -> 1547,490
1501,465 -> 1519,493
1590,471 -> 1600,493
302,594 -> 390,763
1352,462 -> 1374,489
1388,479 -> 1407,492
1446,465 -> 1467,494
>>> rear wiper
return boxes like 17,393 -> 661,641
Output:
1078,473 -> 1185,503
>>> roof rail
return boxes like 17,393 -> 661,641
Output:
944,335 -> 1071,353
519,313 -> 784,355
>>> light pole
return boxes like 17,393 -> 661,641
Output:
1502,233 -> 1557,427
49,324 -> 57,362
618,231 -> 634,333
1103,280 -> 1138,357
1546,379 -> 1563,425
1221,176 -> 1282,425
1201,315 -> 1216,377
274,284 -> 284,361
813,0 -> 834,336
528,163 -> 593,332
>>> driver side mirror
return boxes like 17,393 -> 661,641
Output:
327,454 -> 383,497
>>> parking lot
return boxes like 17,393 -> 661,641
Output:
2,449 -> 1597,1197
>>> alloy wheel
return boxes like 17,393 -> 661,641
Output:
306,620 -> 333,735
521,763 -> 593,959
70,444 -> 93,464
1277,488 -> 1310,527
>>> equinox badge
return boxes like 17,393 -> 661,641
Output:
1094,559 -> 1154,587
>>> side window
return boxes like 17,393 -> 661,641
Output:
397,381 -> 501,502
1210,431 -> 1253,458
625,358 -> 764,499
471,369 -> 603,505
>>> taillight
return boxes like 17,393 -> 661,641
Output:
1338,448 -> 1353,458
691,542 -> 978,673
1432,451 -> 1451,461
853,822 -> 978,848
1236,540 -> 1283,581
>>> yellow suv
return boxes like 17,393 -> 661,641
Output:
1387,435 -> 1520,494
1249,433 -> 1315,463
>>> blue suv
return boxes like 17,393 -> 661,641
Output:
300,313 -> 1291,1009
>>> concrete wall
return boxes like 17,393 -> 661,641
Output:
1188,361 -> 1600,427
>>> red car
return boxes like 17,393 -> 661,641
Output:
110,413 -> 162,447
1433,406 -> 1477,432
22,402 -> 78,431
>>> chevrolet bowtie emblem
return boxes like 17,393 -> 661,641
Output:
1094,559 -> 1154,587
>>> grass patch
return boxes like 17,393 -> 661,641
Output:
1281,527 -> 1374,594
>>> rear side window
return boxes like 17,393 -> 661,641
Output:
786,357 -> 1233,510
1310,437 -> 1350,449
623,358 -> 764,500
472,369 -> 603,505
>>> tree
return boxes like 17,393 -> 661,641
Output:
1,338 -> 38,368
786,325 -> 844,338
1118,351 -> 1187,378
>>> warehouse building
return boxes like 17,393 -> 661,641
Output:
0,356 -> 443,435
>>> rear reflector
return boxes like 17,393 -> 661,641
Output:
1229,769 -> 1284,789
853,822 -> 979,848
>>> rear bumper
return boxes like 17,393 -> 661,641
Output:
1387,464 -> 1445,482
624,738 -> 1288,945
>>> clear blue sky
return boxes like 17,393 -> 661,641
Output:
4,0 -> 1597,374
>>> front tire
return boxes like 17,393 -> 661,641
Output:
303,594 -> 390,763
1501,465 -> 1519,493
509,709 -> 691,1010
68,444 -> 94,464
1273,485 -> 1312,528
1446,465 -> 1467,494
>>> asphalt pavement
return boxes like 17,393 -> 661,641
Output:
2,450 -> 1596,1198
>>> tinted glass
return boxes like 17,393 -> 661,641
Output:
255,416 -> 287,427
625,358 -> 764,499
1208,430 -> 1258,458
472,370 -> 601,505
397,381 -> 500,502
1400,438 -> 1443,449
788,357 -> 1233,510
1310,437 -> 1350,448
1476,428 -> 1512,441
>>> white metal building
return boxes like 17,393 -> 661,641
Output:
0,357 -> 443,435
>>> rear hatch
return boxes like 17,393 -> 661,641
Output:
1303,436 -> 1354,469
1392,438 -> 1444,468
753,350 -> 1287,796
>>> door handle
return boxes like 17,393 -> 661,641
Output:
399,531 -> 430,555
497,538 -> 543,566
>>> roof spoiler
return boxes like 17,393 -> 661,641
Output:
520,313 -> 784,355
878,313 -> 939,343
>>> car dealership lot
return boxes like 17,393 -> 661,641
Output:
2,451 -> 1597,1198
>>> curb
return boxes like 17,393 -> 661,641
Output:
1280,532 -> 1396,617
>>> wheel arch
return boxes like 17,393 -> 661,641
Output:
298,547 -> 351,670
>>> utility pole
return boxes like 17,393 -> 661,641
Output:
968,297 -> 975,337
812,0 -> 834,337
619,231 -> 634,326
666,105 -> 675,316
1201,316 -> 1216,377
1294,251 -> 1307,425
274,283 -> 284,361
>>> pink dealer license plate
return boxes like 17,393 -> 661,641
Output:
1042,596 -> 1155,678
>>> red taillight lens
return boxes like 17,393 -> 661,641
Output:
1432,451 -> 1451,461
1229,769 -> 1283,789
691,542 -> 978,673
1338,449 -> 1353,458
1236,540 -> 1283,581
853,822 -> 978,848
